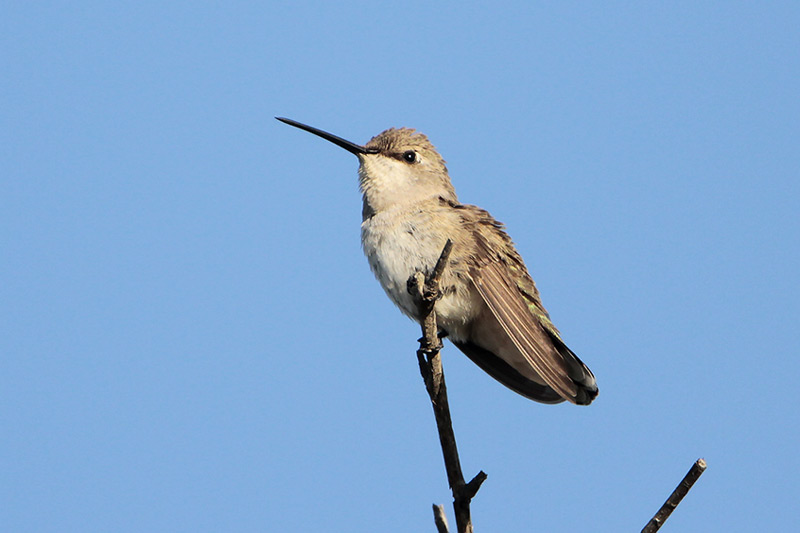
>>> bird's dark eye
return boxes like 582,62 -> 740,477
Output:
402,150 -> 417,163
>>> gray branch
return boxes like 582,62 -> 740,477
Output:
641,458 -> 707,533
410,240 -> 487,533
433,504 -> 450,533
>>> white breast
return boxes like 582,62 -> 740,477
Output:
360,207 -> 481,336
361,209 -> 443,319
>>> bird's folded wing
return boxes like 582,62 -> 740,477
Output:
468,261 -> 579,402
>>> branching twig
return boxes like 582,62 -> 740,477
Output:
408,240 -> 705,533
641,458 -> 707,533
409,240 -> 487,533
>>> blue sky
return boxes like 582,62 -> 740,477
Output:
2,2 -> 798,531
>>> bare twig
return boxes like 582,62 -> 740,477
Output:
641,458 -> 707,533
409,241 -> 706,532
433,504 -> 450,533
409,240 -> 487,533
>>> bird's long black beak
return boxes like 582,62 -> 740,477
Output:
276,117 -> 377,155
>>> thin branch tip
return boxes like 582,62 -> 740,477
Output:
433,504 -> 450,533
641,457 -> 708,533
431,239 -> 454,280
463,471 -> 488,499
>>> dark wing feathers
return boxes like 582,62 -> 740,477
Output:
469,261 -> 580,402
457,204 -> 597,405
452,340 -> 565,404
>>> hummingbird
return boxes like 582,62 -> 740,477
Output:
277,117 -> 597,405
